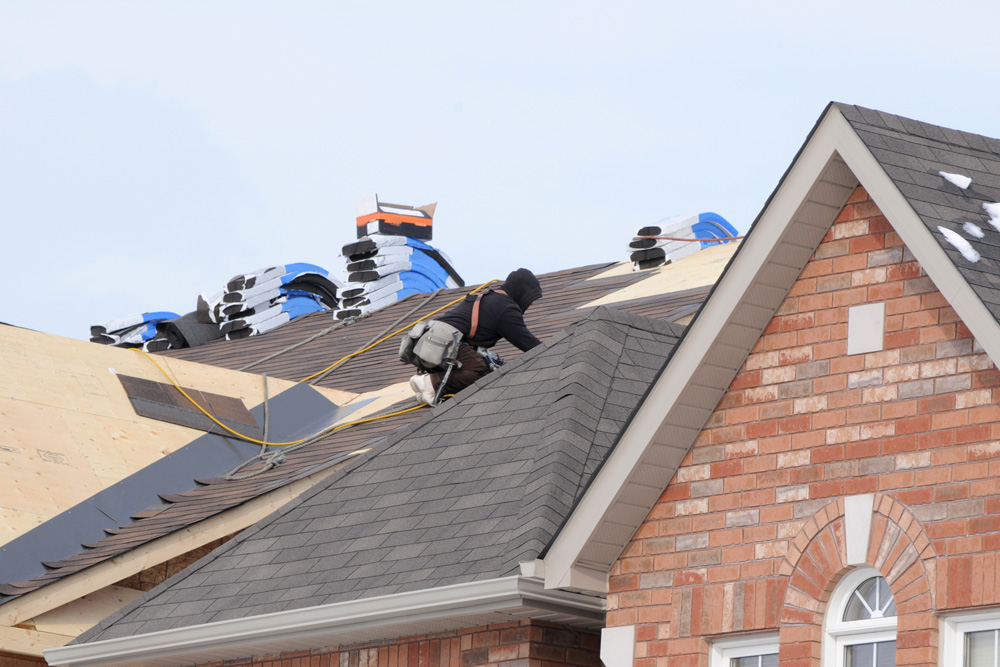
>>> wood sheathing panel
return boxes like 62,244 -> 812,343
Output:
0,326 -> 309,548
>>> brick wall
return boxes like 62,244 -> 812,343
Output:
0,652 -> 45,667
608,187 -> 1000,666
197,620 -> 600,667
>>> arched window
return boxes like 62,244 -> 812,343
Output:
824,568 -> 897,667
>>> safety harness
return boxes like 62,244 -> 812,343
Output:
398,288 -> 509,404
467,288 -> 506,342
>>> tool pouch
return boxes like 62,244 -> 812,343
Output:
399,320 -> 463,371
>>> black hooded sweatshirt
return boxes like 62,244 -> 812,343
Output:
436,268 -> 542,351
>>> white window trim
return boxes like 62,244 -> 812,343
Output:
710,633 -> 779,667
940,608 -> 1000,667
823,567 -> 898,667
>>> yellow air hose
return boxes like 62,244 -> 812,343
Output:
133,279 -> 499,448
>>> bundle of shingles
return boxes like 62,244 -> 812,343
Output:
628,212 -> 739,270
90,311 -> 180,348
196,263 -> 341,340
334,195 -> 464,320
90,196 -> 462,347
91,263 -> 341,351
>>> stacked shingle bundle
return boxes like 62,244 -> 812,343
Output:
90,311 -> 179,348
336,236 -> 464,319
629,212 -> 739,270
335,195 -> 463,320
197,263 -> 341,340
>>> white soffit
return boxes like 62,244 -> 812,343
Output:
44,577 -> 604,667
544,107 -> 864,592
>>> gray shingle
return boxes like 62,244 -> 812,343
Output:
80,306 -> 683,641
838,104 -> 1000,318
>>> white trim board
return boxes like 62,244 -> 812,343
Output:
542,104 -> 1000,593
45,576 -> 604,667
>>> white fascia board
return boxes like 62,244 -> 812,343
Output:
44,577 -> 604,667
827,108 -> 1000,368
543,107 -> 859,592
552,564 -> 610,593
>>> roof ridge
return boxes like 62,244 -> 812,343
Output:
78,305 -> 688,642
834,102 -> 1000,156
74,320 -> 579,645
499,308 -> 686,574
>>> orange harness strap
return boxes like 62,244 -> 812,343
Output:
469,289 -> 506,340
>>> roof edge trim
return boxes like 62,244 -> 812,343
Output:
45,577 -> 605,667
542,103 -> 860,589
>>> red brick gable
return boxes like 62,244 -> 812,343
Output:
609,187 -> 1000,666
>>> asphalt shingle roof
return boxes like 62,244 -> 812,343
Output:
0,262 -> 709,605
81,307 -> 684,641
835,103 -> 1000,316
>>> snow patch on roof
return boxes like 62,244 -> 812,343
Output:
984,202 -> 1000,232
963,222 -> 985,238
938,226 -> 981,263
939,171 -> 972,189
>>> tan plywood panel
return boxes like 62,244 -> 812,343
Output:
0,325 -> 352,548
581,242 -> 740,307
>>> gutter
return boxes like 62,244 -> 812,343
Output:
45,576 -> 605,667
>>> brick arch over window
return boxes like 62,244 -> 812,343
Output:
775,494 -> 938,666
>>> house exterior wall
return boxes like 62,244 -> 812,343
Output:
608,187 -> 1000,666
0,652 -> 45,667
194,620 -> 600,667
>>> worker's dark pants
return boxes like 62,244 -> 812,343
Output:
428,345 -> 490,395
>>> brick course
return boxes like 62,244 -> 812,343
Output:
195,620 -> 599,667
610,188 -> 1000,666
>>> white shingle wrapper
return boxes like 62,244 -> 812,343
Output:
984,202 -> 1000,232
963,222 -> 985,238
939,171 -> 972,189
938,226 -> 981,263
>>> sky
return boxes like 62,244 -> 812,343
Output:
2,1 -> 999,340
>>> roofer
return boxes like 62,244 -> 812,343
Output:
404,268 -> 542,405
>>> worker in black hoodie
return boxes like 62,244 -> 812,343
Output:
409,268 -> 542,405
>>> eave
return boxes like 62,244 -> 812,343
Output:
44,576 -> 604,667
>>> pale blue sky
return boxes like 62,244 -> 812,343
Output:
2,1 -> 998,339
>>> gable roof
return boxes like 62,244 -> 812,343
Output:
5,253 -> 733,656
540,102 -> 1000,592
58,308 -> 684,664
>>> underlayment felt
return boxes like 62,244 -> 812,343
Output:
158,311 -> 224,349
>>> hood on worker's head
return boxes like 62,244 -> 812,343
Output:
503,268 -> 542,312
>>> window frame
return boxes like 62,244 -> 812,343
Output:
710,633 -> 779,667
823,567 -> 898,667
941,608 -> 1000,667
